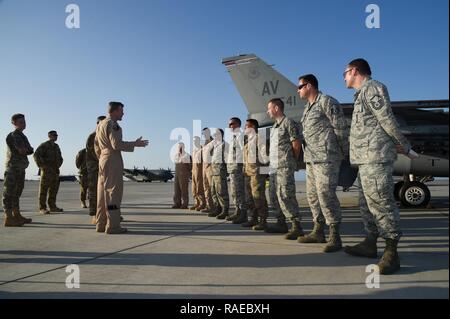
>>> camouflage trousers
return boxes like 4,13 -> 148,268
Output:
269,172 -> 282,219
203,167 -> 215,211
211,174 -> 229,213
87,169 -> 99,216
245,174 -> 268,219
357,163 -> 402,240
275,167 -> 301,223
79,174 -> 89,202
39,169 -> 60,209
2,168 -> 26,211
229,170 -> 246,211
306,162 -> 342,225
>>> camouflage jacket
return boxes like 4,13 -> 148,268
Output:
269,116 -> 301,170
5,130 -> 34,171
226,131 -> 244,174
300,92 -> 349,163
76,148 -> 88,176
209,141 -> 229,176
86,132 -> 99,173
350,78 -> 410,165
244,133 -> 268,176
34,140 -> 63,172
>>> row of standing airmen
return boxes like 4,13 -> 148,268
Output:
2,58 -> 410,274
171,58 -> 412,275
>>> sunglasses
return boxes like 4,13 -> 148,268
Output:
343,68 -> 355,78
297,83 -> 308,90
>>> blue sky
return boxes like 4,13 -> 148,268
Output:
0,0 -> 448,179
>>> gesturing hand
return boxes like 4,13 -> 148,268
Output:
135,137 -> 149,148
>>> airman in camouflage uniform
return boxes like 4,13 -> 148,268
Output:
86,116 -> 106,221
296,74 -> 349,253
2,114 -> 34,226
76,148 -> 89,209
265,98 -> 305,240
241,119 -> 269,230
207,129 -> 230,219
343,58 -> 411,275
225,117 -> 247,224
34,131 -> 64,214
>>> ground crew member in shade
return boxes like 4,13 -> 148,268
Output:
86,116 -> 106,222
76,148 -> 89,209
172,142 -> 192,209
34,130 -> 64,214
207,129 -> 230,219
265,98 -> 305,240
94,102 -> 149,234
225,117 -> 247,224
241,119 -> 269,230
343,58 -> 411,275
190,136 -> 206,211
2,114 -> 34,227
296,74 -> 349,252
201,128 -> 215,213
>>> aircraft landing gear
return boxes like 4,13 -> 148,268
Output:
394,175 -> 431,208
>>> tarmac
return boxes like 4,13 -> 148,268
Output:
0,180 -> 448,299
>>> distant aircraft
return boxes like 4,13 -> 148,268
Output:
222,54 -> 449,208
123,167 -> 174,183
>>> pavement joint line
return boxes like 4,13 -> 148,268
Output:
0,220 -> 228,287
1,280 -> 448,287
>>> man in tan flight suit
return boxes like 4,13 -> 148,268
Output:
190,136 -> 206,211
94,102 -> 149,234
172,142 -> 192,209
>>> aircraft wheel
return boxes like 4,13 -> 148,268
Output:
400,181 -> 431,208
394,181 -> 404,200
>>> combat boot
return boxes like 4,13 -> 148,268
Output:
252,218 -> 267,231
265,219 -> 289,234
344,234 -> 378,258
40,208 -> 50,215
242,216 -> 258,228
323,223 -> 342,253
208,207 -> 221,217
12,208 -> 32,224
81,201 -> 87,209
285,220 -> 305,240
378,239 -> 401,275
196,205 -> 206,212
233,209 -> 248,224
106,227 -> 128,234
4,210 -> 25,227
49,207 -> 64,213
297,222 -> 326,243
216,210 -> 229,220
226,208 -> 240,221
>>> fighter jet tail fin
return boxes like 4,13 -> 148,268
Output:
221,54 -> 305,127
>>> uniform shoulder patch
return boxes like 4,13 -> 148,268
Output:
330,104 -> 339,115
369,94 -> 385,111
